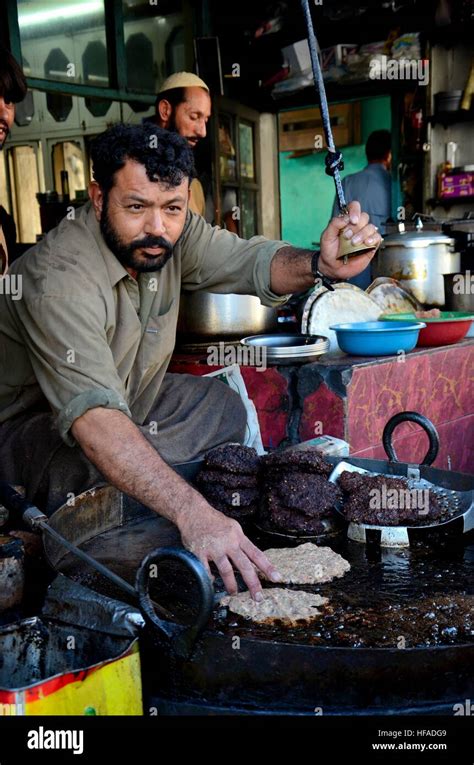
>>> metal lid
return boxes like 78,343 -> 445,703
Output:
381,230 -> 455,248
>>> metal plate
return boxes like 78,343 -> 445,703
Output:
240,334 -> 329,364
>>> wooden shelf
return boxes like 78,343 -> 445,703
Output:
428,110 -> 474,128
427,196 -> 474,208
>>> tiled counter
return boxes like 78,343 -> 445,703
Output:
169,338 -> 474,474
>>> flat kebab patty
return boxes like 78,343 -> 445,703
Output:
209,502 -> 258,520
198,481 -> 260,507
262,449 -> 332,475
220,587 -> 328,626
260,543 -> 350,584
203,444 -> 260,475
339,471 -> 443,525
264,473 -> 341,516
196,469 -> 259,489
259,506 -> 329,535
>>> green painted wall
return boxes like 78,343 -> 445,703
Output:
279,96 -> 391,248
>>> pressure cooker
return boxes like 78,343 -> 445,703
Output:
373,220 -> 459,306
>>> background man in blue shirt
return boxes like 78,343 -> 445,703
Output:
331,129 -> 392,290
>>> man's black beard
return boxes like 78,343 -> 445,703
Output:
168,110 -> 198,147
100,200 -> 174,273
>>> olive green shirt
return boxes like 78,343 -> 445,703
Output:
0,202 -> 290,446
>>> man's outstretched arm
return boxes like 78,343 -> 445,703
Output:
71,407 -> 281,599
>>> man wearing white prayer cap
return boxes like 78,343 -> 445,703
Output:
154,72 -> 211,217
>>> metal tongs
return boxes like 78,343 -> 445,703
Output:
300,0 -> 380,263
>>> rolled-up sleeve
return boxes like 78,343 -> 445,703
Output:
179,212 -> 292,307
14,293 -> 132,446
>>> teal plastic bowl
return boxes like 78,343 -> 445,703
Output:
329,321 -> 426,356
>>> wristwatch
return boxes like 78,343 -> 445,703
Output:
311,250 -> 340,292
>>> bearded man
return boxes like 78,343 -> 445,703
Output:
0,123 -> 380,600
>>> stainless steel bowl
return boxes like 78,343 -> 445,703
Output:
177,291 -> 278,339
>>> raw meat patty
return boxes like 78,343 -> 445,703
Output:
220,587 -> 328,625
210,501 -> 258,520
260,543 -> 350,584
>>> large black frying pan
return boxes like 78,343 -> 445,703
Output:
1,412 -> 473,712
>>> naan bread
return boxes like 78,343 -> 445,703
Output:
260,543 -> 350,584
220,587 -> 328,626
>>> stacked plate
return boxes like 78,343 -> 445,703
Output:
240,334 -> 329,364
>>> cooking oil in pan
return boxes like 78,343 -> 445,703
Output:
215,535 -> 474,648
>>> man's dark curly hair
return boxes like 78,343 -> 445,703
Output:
90,122 -> 196,193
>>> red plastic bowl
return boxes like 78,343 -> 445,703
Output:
381,312 -> 474,347
416,320 -> 472,346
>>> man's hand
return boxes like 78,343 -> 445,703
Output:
270,200 -> 382,295
178,502 -> 282,600
318,200 -> 382,281
72,407 -> 281,601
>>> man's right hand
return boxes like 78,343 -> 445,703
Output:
73,408 -> 281,601
177,500 -> 282,600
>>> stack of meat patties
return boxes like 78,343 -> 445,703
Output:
259,450 -> 342,535
196,444 -> 260,521
339,471 -> 443,526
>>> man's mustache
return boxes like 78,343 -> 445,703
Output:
132,235 -> 173,254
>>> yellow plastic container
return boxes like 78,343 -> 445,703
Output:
0,617 -> 142,716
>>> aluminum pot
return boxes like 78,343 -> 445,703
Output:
177,291 -> 278,339
444,273 -> 474,311
372,226 -> 459,306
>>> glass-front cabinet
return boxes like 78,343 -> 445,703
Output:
4,0 -> 194,245
17,0 -> 110,87
215,98 -> 261,237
